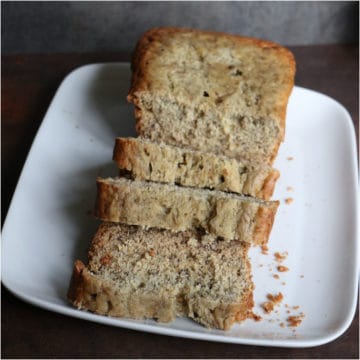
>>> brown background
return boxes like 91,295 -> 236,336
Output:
2,45 -> 359,358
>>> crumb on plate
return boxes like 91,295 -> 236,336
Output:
277,265 -> 289,272
261,244 -> 269,255
267,292 -> 283,304
261,301 -> 274,313
287,315 -> 305,327
274,251 -> 288,262
251,313 -> 262,322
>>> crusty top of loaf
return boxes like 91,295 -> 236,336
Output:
128,27 -> 296,139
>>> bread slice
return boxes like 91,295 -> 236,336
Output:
95,177 -> 279,245
68,222 -> 254,330
113,137 -> 279,200
127,27 -> 295,164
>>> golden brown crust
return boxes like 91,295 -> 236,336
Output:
253,200 -> 280,245
67,260 -> 88,307
94,179 -> 114,222
256,169 -> 280,200
112,138 -> 137,170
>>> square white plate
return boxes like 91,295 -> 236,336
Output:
2,63 -> 359,348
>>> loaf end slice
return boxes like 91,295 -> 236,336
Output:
68,223 -> 254,330
128,27 -> 295,164
95,177 -> 279,245
113,137 -> 279,200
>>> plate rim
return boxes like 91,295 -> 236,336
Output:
2,62 -> 359,348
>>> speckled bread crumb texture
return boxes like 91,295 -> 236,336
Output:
68,223 -> 254,330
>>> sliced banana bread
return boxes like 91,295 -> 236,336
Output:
95,177 -> 279,245
68,222 -> 254,330
127,27 -> 295,164
113,137 -> 279,200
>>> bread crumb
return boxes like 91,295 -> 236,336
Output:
262,292 -> 283,314
293,305 -> 300,310
279,322 -> 285,328
287,315 -> 305,327
277,265 -> 289,272
273,274 -> 280,279
285,197 -> 294,205
287,156 -> 294,161
267,292 -> 283,304
261,301 -> 274,313
261,244 -> 269,255
281,282 -> 286,285
274,251 -> 288,262
286,186 -> 294,192
251,313 -> 262,322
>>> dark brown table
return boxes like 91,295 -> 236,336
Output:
2,46 -> 359,358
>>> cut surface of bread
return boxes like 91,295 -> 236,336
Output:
127,27 -> 295,164
113,137 -> 279,200
68,222 -> 254,330
95,177 -> 279,245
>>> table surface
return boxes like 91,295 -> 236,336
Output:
2,45 -> 359,358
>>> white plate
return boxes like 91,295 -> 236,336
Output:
2,63 -> 359,348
